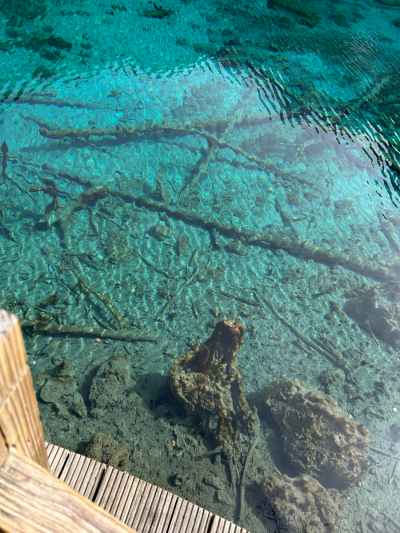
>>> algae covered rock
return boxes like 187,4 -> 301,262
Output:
66,392 -> 87,418
147,223 -> 173,241
38,358 -> 87,417
40,376 -> 77,403
264,378 -> 370,489
167,320 -> 258,452
33,371 -> 51,393
89,353 -> 135,409
39,358 -> 77,404
344,281 -> 400,350
85,433 -> 129,470
225,238 -> 247,256
261,474 -> 344,533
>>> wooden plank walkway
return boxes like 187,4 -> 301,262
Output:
45,442 -> 248,533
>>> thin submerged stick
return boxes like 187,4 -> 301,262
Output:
56,263 -> 128,330
390,459 -> 399,483
156,256 -> 206,320
238,437 -> 259,525
253,288 -> 356,384
368,325 -> 380,347
368,450 -> 400,471
367,446 -> 391,457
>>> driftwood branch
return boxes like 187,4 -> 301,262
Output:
253,288 -> 357,385
156,258 -> 206,320
111,189 -> 398,282
56,264 -> 127,330
20,319 -> 156,342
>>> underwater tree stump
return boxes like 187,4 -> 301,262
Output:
167,320 -> 259,453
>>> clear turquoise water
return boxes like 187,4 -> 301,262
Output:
1,0 -> 400,531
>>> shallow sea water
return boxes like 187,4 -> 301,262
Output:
1,0 -> 400,531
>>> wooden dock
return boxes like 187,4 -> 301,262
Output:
45,442 -> 247,533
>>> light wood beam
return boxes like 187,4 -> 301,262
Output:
0,310 -> 48,469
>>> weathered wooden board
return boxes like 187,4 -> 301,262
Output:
0,447 -> 137,533
0,310 -> 48,469
46,443 -> 247,533
209,516 -> 247,533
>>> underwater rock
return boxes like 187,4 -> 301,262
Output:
37,359 -> 87,416
56,357 -> 76,379
167,320 -> 258,452
104,241 -> 119,264
41,244 -> 59,256
319,368 -> 345,396
344,281 -> 400,350
154,172 -> 170,203
390,422 -> 400,442
177,232 -> 191,255
147,223 -> 173,241
264,378 -> 370,489
54,402 -> 70,420
203,473 -> 224,490
216,489 -> 234,505
65,392 -> 87,418
33,372 -> 51,393
85,433 -> 129,470
334,199 -> 355,214
103,230 -> 131,264
224,238 -> 247,256
162,345 -> 178,359
40,376 -> 77,403
261,474 -> 344,533
172,473 -> 189,486
89,353 -> 135,410
41,381 -> 87,418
